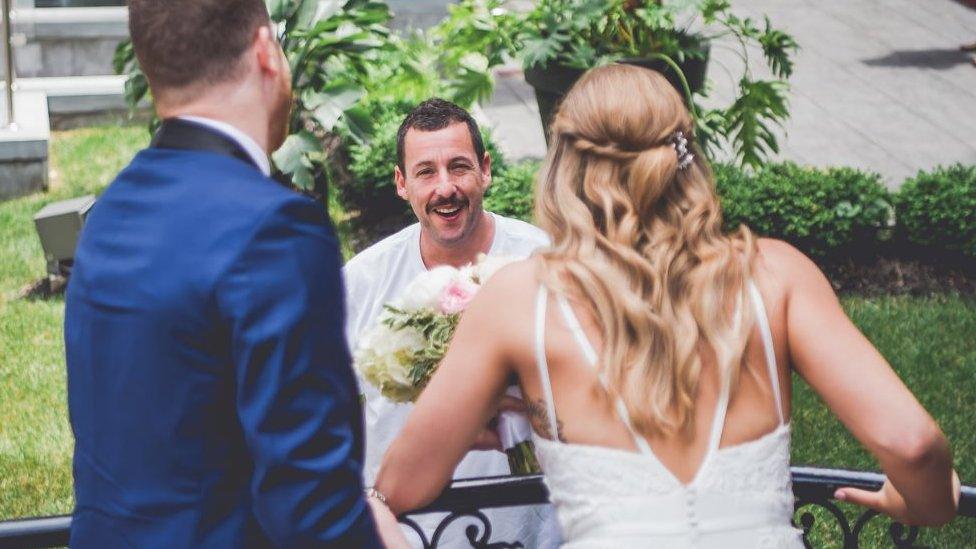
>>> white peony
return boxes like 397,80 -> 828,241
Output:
354,321 -> 427,403
395,265 -> 460,311
355,255 -> 518,404
473,254 -> 517,285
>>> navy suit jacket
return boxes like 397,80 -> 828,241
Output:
65,138 -> 379,547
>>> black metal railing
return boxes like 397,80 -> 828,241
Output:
1,467 -> 973,549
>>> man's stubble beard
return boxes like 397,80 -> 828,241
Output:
427,201 -> 485,250
268,81 -> 293,153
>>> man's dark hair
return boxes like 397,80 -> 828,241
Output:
128,0 -> 271,93
396,98 -> 486,172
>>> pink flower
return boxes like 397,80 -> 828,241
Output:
439,278 -> 479,315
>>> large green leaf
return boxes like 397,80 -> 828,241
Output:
272,131 -> 322,190
447,53 -> 494,107
304,82 -> 365,132
725,78 -> 790,167
287,0 -> 321,34
759,16 -> 799,79
267,0 -> 293,22
112,40 -> 134,75
521,35 -> 565,69
340,105 -> 375,144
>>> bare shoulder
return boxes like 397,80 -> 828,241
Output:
754,238 -> 826,285
753,238 -> 837,310
755,238 -> 814,270
451,258 -> 541,363
475,258 -> 541,304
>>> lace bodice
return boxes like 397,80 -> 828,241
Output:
530,283 -> 804,548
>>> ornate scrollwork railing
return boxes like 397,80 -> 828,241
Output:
1,467 -> 973,549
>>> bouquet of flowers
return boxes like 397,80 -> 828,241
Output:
354,254 -> 541,475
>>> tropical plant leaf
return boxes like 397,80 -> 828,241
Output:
304,82 -> 365,132
699,0 -> 731,22
123,72 -> 149,112
112,40 -> 134,75
521,36 -> 565,69
447,53 -> 495,107
340,105 -> 375,144
286,0 -> 320,34
267,0 -> 294,21
693,104 -> 727,157
725,78 -> 790,167
272,131 -> 322,191
759,16 -> 799,79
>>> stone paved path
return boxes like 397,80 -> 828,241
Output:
479,0 -> 976,188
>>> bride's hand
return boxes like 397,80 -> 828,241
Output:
835,471 -> 961,526
367,497 -> 411,549
471,395 -> 526,451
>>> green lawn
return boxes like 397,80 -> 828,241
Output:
1,127 -> 974,546
0,126 -> 150,519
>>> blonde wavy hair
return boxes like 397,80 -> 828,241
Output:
535,64 -> 757,437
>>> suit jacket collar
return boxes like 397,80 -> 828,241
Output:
151,118 -> 269,175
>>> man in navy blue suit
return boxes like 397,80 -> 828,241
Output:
64,1 -> 383,546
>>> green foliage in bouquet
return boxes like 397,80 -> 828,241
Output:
451,0 -> 798,167
895,164 -> 976,259
381,305 -> 460,392
714,162 -> 893,258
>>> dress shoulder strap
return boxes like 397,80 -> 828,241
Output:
554,294 -> 654,456
748,281 -> 786,425
534,286 -> 561,441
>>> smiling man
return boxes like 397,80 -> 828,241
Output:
343,98 -> 558,547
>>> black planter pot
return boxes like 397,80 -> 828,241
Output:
524,44 -> 710,143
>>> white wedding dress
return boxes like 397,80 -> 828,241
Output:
530,283 -> 805,548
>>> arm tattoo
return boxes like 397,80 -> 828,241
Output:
525,398 -> 566,442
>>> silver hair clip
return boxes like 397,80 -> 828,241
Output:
670,131 -> 695,170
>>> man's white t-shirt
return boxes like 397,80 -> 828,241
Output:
343,212 -> 559,548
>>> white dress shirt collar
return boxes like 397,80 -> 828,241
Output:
177,115 -> 272,177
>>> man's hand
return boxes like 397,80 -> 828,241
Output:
470,395 -> 526,451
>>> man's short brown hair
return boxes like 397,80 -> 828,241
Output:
128,0 -> 271,93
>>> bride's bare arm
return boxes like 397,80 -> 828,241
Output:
373,263 -> 529,514
762,239 -> 958,526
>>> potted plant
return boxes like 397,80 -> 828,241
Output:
475,0 -> 798,167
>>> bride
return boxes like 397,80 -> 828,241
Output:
367,64 -> 959,547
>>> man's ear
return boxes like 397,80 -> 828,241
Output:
481,151 -> 493,191
394,165 -> 408,200
254,26 -> 282,77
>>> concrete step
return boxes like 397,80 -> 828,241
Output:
17,74 -> 127,115
0,89 -> 49,200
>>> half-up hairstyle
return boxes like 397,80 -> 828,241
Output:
535,64 -> 757,437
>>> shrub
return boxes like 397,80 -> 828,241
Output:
714,162 -> 893,257
338,100 -> 414,225
896,164 -> 976,258
484,159 -> 541,223
337,100 -> 508,226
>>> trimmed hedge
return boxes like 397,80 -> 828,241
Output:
896,164 -> 976,259
484,160 -> 897,259
484,159 -> 540,223
714,162 -> 893,257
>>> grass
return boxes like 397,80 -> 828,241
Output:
1,127 -> 974,546
0,126 -> 150,519
792,296 -> 976,546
